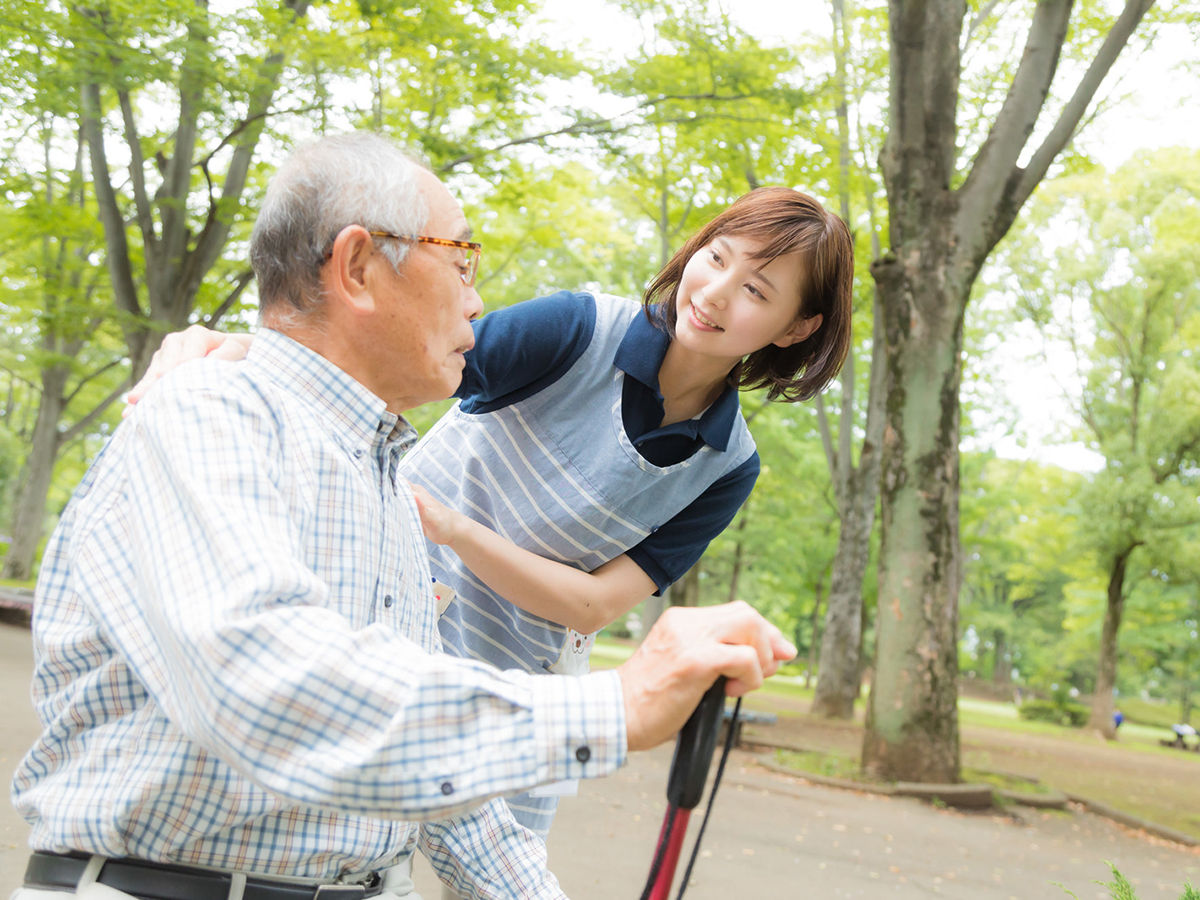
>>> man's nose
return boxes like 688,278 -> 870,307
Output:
465,285 -> 484,321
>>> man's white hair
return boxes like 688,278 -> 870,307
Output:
250,132 -> 430,323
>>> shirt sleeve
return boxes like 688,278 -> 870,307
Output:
81,380 -> 626,823
456,291 -> 596,413
625,452 -> 760,593
416,657 -> 629,897
419,802 -> 562,900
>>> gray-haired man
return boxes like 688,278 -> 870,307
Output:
12,132 -> 793,900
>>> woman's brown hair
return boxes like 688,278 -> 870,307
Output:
643,186 -> 854,402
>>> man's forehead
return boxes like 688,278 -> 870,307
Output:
417,168 -> 471,238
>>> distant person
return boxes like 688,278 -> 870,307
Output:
12,132 -> 795,900
1113,709 -> 1124,730
1170,722 -> 1197,749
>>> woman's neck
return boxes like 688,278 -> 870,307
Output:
657,341 -> 735,427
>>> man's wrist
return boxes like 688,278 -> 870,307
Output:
529,669 -> 627,784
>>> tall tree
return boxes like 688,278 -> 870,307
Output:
0,118 -> 127,580
1000,147 -> 1200,736
0,0 -> 319,578
811,0 -> 890,718
863,0 -> 1159,780
74,0 -> 315,378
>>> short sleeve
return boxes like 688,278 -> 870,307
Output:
457,291 -> 597,414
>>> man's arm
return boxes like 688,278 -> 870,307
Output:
108,373 -> 793,813
419,804 -> 561,900
101,375 -> 626,821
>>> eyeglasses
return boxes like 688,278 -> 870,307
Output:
369,231 -> 482,287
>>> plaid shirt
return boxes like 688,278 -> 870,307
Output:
12,329 -> 626,899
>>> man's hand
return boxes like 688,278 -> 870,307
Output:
617,601 -> 796,752
125,326 -> 253,414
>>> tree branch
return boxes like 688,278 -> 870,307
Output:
60,378 -> 130,445
816,394 -> 841,495
955,0 -> 1073,253
187,1 -> 312,299
438,92 -> 762,174
202,269 -> 256,327
79,81 -> 142,321
62,357 -> 125,409
117,88 -> 156,250
1011,0 -> 1156,211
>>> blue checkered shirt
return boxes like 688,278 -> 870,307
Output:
11,329 -> 626,898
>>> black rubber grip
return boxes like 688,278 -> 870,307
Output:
665,676 -> 727,810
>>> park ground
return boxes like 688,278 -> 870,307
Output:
3,622 -> 1199,899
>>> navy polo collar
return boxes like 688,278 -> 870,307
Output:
612,306 -> 741,453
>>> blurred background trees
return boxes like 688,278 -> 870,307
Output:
2,0 -> 1198,777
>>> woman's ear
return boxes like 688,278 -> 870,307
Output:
774,313 -> 823,348
323,225 -> 378,317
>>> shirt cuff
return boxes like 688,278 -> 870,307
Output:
530,669 -> 627,784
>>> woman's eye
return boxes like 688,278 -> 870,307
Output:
709,250 -> 723,264
746,284 -> 764,299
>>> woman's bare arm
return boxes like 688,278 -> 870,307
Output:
411,484 -> 657,634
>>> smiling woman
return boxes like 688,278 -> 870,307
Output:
401,185 -> 852,842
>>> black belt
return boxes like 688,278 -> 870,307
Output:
24,852 -> 384,900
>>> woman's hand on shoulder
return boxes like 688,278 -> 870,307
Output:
124,326 -> 254,415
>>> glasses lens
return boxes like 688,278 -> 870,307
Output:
463,247 -> 479,287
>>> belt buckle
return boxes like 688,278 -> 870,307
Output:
313,886 -> 366,900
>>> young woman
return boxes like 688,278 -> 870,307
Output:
129,186 -> 854,840
374,185 -> 852,838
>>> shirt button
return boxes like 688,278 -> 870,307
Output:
575,746 -> 591,764
353,448 -> 364,459
383,595 -> 394,608
441,781 -> 453,795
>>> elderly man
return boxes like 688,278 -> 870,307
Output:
11,132 -> 793,900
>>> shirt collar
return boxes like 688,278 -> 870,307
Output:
613,306 -> 742,452
249,329 -> 418,452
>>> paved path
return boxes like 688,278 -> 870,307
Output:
2,623 -> 1197,899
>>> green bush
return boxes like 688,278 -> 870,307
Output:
1057,863 -> 1199,899
1019,697 -> 1090,728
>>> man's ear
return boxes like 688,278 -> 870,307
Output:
774,312 -> 823,348
323,226 -> 378,317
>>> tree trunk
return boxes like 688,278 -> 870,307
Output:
1,367 -> 68,580
806,575 -> 826,690
670,562 -> 702,608
726,505 -> 749,603
992,629 -> 1010,685
861,246 -> 966,784
810,0 -> 888,720
860,0 -> 1152,782
1089,543 -> 1137,738
812,485 -> 874,715
641,561 -> 704,641
1181,644 -> 1192,727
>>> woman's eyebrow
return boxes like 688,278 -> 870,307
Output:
715,236 -> 777,292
